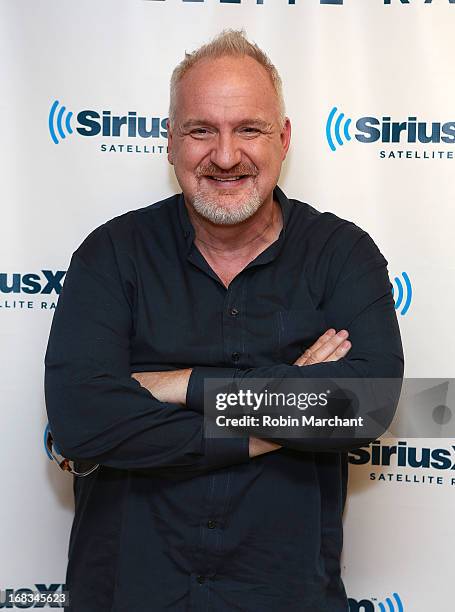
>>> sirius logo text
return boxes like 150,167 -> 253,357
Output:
146,0 -> 455,5
349,440 -> 455,470
326,108 -> 455,152
0,271 -> 66,295
348,592 -> 403,612
145,1 -> 344,4
49,101 -> 168,145
0,584 -> 67,609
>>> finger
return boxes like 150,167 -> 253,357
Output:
305,328 -> 336,353
296,330 -> 349,366
322,340 -> 352,362
293,329 -> 336,365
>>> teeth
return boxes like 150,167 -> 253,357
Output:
211,176 -> 242,181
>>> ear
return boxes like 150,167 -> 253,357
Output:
280,117 -> 291,161
167,119 -> 174,165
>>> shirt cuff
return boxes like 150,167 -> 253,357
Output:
186,366 -> 236,415
204,434 -> 250,471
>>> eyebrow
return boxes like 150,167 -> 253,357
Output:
180,118 -> 273,130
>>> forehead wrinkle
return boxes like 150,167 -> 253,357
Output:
179,96 -> 276,129
186,92 -> 266,110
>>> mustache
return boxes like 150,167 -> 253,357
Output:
196,162 -> 259,178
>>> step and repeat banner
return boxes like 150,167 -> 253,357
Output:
1,1 -> 455,610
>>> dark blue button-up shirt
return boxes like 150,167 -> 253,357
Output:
44,187 -> 404,612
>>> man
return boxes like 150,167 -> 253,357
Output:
45,30 -> 404,611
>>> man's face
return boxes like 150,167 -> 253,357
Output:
167,55 -> 291,225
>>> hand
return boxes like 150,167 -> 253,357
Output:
294,328 -> 351,366
248,329 -> 351,458
131,369 -> 192,405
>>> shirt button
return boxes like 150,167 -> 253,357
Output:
231,352 -> 240,362
207,520 -> 217,529
230,307 -> 239,317
196,575 -> 205,584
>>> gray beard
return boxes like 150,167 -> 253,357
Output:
191,188 -> 262,225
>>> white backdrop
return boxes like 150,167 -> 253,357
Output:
1,1 -> 455,610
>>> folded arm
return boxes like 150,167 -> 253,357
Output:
175,229 -> 405,453
44,225 -> 251,476
133,328 -> 353,456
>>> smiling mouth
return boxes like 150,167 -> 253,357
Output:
204,175 -> 251,183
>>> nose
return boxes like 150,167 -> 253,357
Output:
210,131 -> 242,170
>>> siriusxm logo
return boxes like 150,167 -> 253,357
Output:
326,107 -> 455,151
348,592 -> 403,612
391,272 -> 412,316
145,0 -> 345,4
145,0 -> 455,5
384,0 -> 455,3
0,271 -> 65,295
349,441 -> 455,470
0,585 -> 66,609
44,423 -> 63,458
49,100 -> 167,145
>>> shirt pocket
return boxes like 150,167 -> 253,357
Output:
275,307 -> 328,364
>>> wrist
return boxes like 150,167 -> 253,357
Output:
179,368 -> 192,405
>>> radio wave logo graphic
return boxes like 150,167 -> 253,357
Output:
326,106 -> 353,151
377,592 -> 403,612
392,272 -> 412,316
49,100 -> 74,144
43,422 -> 62,458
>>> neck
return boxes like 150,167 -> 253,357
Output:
185,193 -> 283,258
